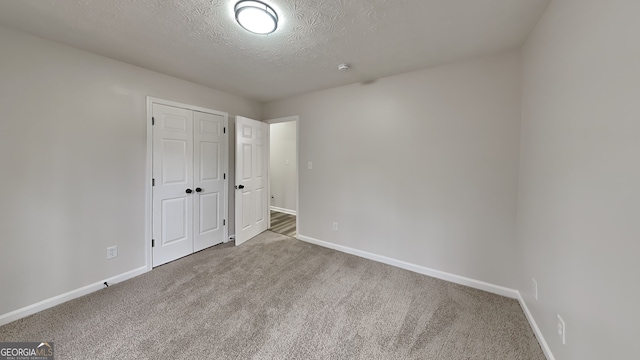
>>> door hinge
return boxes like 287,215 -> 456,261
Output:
223,127 -> 226,134
152,117 -> 155,125
223,173 -> 226,179
223,219 -> 226,226
152,178 -> 155,186
152,239 -> 155,247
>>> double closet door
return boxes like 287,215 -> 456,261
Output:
152,103 -> 227,267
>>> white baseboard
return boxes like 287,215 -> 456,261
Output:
0,266 -> 148,327
517,293 -> 555,360
270,206 -> 297,216
297,234 -> 518,298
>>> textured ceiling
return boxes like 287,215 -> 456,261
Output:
0,0 -> 549,102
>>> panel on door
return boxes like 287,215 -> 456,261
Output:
152,104 -> 194,266
235,116 -> 268,245
193,111 -> 226,252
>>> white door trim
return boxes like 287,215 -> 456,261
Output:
145,97 -> 229,270
264,116 -> 299,239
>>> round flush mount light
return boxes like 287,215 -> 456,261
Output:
235,0 -> 278,35
338,63 -> 351,71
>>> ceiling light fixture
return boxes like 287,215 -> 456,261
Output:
235,0 -> 278,35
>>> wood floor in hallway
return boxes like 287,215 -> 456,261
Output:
270,210 -> 296,237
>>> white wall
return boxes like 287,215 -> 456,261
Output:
518,1 -> 640,359
269,121 -> 297,213
264,51 -> 522,288
0,26 -> 260,317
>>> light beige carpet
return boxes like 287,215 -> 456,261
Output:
0,231 -> 545,359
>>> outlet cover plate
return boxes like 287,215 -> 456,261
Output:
557,314 -> 566,345
106,246 -> 118,259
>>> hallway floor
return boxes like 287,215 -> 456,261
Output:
270,210 -> 296,237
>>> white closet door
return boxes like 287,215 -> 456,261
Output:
152,104 -> 194,267
235,116 -> 268,246
193,111 -> 226,252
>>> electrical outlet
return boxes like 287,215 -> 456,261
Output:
532,278 -> 538,301
308,161 -> 313,170
332,222 -> 338,231
557,314 -> 566,345
106,246 -> 118,259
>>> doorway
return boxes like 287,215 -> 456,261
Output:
267,116 -> 298,238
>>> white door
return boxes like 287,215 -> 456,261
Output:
152,103 -> 227,267
152,104 -> 194,266
193,111 -> 226,252
235,116 -> 268,245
